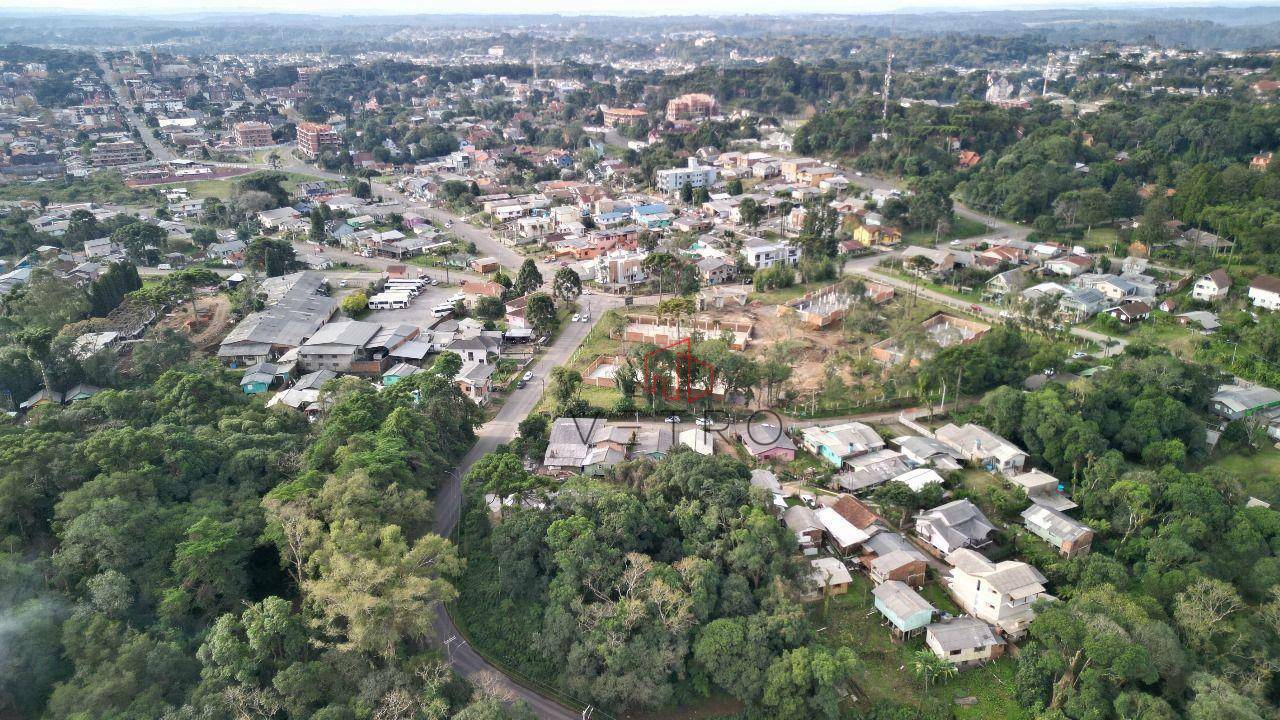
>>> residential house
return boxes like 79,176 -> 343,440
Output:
915,499 -> 997,556
1044,254 -> 1093,278
1249,275 -> 1280,311
986,268 -> 1028,298
801,421 -> 885,468
594,249 -> 649,286
1105,300 -> 1152,324
741,424 -> 797,461
239,362 -> 280,394
298,321 -> 418,376
1210,383 -> 1280,421
891,467 -> 945,492
1021,504 -> 1093,558
257,206 -> 303,230
1007,469 -> 1077,512
444,334 -> 503,365
925,617 -> 1005,667
837,449 -> 912,493
861,531 -> 929,586
740,237 -> 800,269
1058,287 -> 1109,321
542,417 -> 673,474
946,548 -> 1050,638
456,361 -> 495,405
892,435 -> 963,472
934,423 -> 1028,475
814,506 -> 872,555
1191,269 -> 1230,302
802,557 -> 853,602
873,581 -> 936,638
783,505 -> 824,553
266,369 -> 336,415
696,257 -> 737,285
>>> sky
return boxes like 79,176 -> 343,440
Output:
8,0 -> 1259,15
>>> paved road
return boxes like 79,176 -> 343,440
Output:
845,253 -> 1127,357
430,295 -> 616,720
94,53 -> 175,162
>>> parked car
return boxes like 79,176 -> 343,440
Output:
665,415 -> 681,424
572,314 -> 581,322
522,371 -> 533,382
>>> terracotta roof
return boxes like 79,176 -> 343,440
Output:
833,495 -> 879,530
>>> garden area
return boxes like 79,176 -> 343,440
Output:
814,577 -> 1029,720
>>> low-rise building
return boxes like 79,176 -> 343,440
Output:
801,421 -> 885,468
655,157 -> 718,194
1210,382 -> 1280,421
1021,504 -> 1093,558
802,556 -> 853,602
1191,269 -> 1230,302
873,581 -> 936,638
925,617 -> 1004,667
233,121 -> 274,147
946,548 -> 1050,639
740,237 -> 800,269
934,423 -> 1027,475
784,505 -> 824,552
1250,275 -> 1280,311
915,499 -> 996,556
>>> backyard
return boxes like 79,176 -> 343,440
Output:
814,576 -> 1029,720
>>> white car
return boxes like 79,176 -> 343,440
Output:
580,314 -> 590,322
572,314 -> 581,322
1071,351 -> 1088,360
522,371 -> 533,382
695,417 -> 713,427
664,415 -> 682,424
339,279 -> 349,288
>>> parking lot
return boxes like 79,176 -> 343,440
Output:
336,279 -> 465,327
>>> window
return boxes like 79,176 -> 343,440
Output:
950,649 -> 962,656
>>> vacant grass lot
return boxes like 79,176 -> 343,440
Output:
1208,445 -> 1280,504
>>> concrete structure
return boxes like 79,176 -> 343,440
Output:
740,237 -> 800,269
655,157 -> 718,194
665,93 -> 718,122
90,139 -> 146,167
781,281 -> 893,329
233,121 -> 274,147
297,121 -> 341,159
601,106 -> 648,128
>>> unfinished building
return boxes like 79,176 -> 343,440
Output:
780,280 -> 895,329
870,312 -> 991,365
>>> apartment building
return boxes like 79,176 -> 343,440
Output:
233,121 -> 274,147
89,139 -> 147,167
297,121 -> 342,159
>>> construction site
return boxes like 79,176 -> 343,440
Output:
780,280 -> 896,329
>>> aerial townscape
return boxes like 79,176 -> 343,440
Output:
7,3 -> 1280,719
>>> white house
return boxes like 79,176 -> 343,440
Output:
740,237 -> 801,269
1191,269 -> 1230,302
915,499 -> 997,556
945,548 -> 1051,639
1249,275 -> 1280,311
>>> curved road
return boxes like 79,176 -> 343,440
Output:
431,295 -> 614,720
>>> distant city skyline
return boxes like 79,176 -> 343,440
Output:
10,0 -> 1275,15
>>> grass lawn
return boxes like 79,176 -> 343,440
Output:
748,280 -> 828,305
181,170 -> 330,200
0,171 -> 160,205
1207,445 -> 1280,504
1084,312 -> 1202,359
814,578 -> 1028,719
878,267 -> 985,305
903,216 -> 990,247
